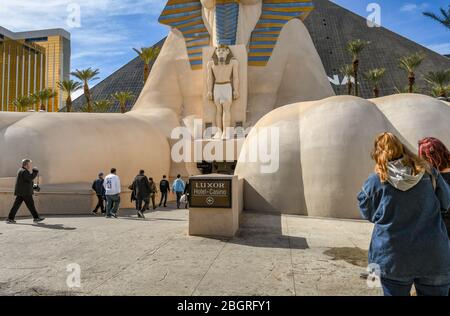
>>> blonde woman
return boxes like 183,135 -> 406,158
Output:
357,132 -> 450,296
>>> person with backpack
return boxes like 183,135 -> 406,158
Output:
357,132 -> 450,296
159,175 -> 170,207
172,174 -> 185,209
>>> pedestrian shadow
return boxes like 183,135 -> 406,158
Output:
119,216 -> 187,222
15,223 -> 76,231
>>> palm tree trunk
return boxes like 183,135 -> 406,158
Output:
40,102 -> 45,111
373,87 -> 379,98
83,84 -> 93,112
144,64 -> 150,83
353,60 -> 359,96
120,102 -> 125,114
347,81 -> 353,95
66,96 -> 72,112
408,72 -> 415,93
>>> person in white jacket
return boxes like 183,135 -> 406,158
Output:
103,168 -> 121,218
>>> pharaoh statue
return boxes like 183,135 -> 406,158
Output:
206,45 -> 239,139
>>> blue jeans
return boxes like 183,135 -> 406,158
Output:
381,274 -> 450,296
106,194 -> 120,217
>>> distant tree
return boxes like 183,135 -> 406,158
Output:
93,100 -> 112,113
423,6 -> 450,29
71,68 -> 100,113
133,46 -> 161,84
32,89 -> 58,111
364,68 -> 386,98
346,39 -> 370,96
423,70 -> 450,98
12,95 -> 33,112
340,64 -> 355,95
398,52 -> 425,93
57,80 -> 82,113
112,91 -> 134,114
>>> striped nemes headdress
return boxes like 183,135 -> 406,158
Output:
159,0 -> 314,69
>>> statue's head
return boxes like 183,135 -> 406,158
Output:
200,0 -> 262,9
212,45 -> 233,65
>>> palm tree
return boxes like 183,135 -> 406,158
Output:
32,89 -> 58,111
112,91 -> 134,113
364,68 -> 386,98
423,6 -> 450,29
71,68 -> 100,113
346,39 -> 369,96
57,80 -> 82,113
423,70 -> 450,98
133,46 -> 161,83
398,52 -> 425,93
340,64 -> 354,95
12,95 -> 33,112
93,100 -> 112,113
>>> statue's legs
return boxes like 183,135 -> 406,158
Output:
213,83 -> 233,139
214,102 -> 223,139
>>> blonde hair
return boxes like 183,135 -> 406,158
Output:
371,132 -> 430,182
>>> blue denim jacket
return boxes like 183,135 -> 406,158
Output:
357,170 -> 450,278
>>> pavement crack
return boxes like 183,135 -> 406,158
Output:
190,240 -> 228,296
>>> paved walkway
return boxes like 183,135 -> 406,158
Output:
0,205 -> 381,296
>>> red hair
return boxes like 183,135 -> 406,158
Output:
418,137 -> 450,171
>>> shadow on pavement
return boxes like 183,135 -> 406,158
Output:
14,222 -> 76,231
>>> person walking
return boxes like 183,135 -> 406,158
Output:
6,159 -> 45,224
91,172 -> 106,214
172,174 -> 185,209
357,132 -> 450,296
104,168 -> 121,218
148,177 -> 158,210
159,175 -> 170,207
132,170 -> 151,218
184,179 -> 191,209
419,137 -> 450,239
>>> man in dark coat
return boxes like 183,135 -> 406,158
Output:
6,159 -> 45,224
133,170 -> 151,218
91,172 -> 106,214
159,175 -> 170,207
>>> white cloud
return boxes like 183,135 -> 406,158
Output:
426,43 -> 450,55
399,2 -> 429,13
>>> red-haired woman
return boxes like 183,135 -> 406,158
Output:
358,132 -> 450,296
419,137 -> 450,240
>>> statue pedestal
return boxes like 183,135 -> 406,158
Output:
202,45 -> 248,129
188,174 -> 243,237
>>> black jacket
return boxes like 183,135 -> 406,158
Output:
133,175 -> 151,199
160,179 -> 170,193
14,167 -> 39,197
92,178 -> 105,196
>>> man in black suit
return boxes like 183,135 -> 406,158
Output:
6,159 -> 45,224
133,170 -> 151,218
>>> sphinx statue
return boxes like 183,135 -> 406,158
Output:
0,0 -> 334,185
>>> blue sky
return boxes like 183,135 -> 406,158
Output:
0,0 -> 448,97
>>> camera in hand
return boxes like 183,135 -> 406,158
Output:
33,184 -> 41,192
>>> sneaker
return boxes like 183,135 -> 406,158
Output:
33,217 -> 45,223
138,211 -> 145,219
92,210 -> 98,215
105,216 -> 111,219
111,213 -> 118,219
153,206 -> 157,210
5,219 -> 16,224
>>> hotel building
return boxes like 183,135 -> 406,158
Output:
0,27 -> 70,112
